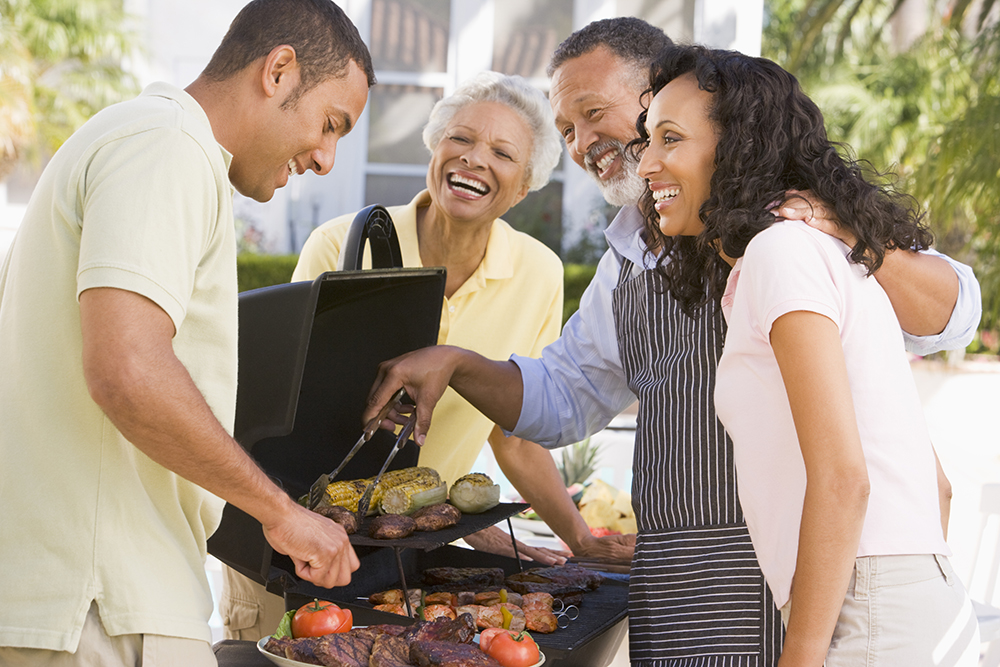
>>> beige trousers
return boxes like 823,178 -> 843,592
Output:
0,602 -> 216,667
218,566 -> 287,641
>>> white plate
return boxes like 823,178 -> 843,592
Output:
257,634 -> 545,667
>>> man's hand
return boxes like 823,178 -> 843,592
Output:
261,499 -> 360,589
775,190 -> 853,245
462,525 -> 572,566
366,346 -> 525,444
572,532 -> 636,564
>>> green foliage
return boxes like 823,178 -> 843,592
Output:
0,0 -> 140,177
557,438 -> 601,487
763,0 -> 1000,334
236,254 -> 300,293
563,263 -> 598,325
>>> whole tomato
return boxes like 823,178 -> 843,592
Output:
485,630 -> 540,667
291,599 -> 352,638
478,627 -> 510,653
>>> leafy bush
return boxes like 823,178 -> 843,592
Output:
236,254 -> 299,293
563,263 -> 598,324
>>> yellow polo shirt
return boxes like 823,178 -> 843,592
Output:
0,83 -> 237,650
293,190 -> 563,486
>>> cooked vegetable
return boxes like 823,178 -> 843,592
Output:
322,466 -> 441,515
321,479 -> 369,512
291,599 -> 352,637
380,479 -> 447,515
449,472 -> 501,514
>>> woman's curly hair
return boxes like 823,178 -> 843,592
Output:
627,44 -> 933,316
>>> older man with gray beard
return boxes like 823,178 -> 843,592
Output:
364,17 -> 981,666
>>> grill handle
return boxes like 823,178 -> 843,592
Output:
338,204 -> 403,271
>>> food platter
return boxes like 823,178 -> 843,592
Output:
256,633 -> 546,667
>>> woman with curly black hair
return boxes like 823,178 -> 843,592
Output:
634,44 -> 980,666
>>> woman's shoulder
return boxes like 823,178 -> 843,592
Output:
744,220 -> 845,265
494,217 -> 564,273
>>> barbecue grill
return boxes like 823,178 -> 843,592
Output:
207,206 -> 629,667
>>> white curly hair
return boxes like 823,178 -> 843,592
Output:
422,71 -> 562,192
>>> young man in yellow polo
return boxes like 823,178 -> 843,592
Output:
0,1 -> 373,665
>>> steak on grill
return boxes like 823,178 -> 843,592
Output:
312,631 -> 376,667
369,633 -> 412,667
421,567 -> 505,590
410,640 -> 503,666
412,503 -> 462,531
402,613 -> 476,644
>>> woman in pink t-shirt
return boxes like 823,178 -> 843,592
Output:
631,44 -> 979,666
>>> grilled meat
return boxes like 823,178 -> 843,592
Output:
369,589 -> 405,606
313,631 -> 376,667
369,514 -> 417,540
370,633 -> 412,667
507,564 -> 603,590
274,636 -> 323,664
410,640 -> 503,666
411,503 -> 462,531
421,567 -> 505,590
422,604 -> 457,622
374,603 -> 408,616
314,505 -> 358,534
402,613 -> 477,644
453,604 -> 502,629
423,591 -> 457,607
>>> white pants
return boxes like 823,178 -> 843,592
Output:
781,554 -> 980,666
218,566 -> 286,642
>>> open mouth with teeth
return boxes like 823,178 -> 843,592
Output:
447,173 -> 490,197
588,147 -> 623,181
652,187 -> 680,206
288,159 -> 300,176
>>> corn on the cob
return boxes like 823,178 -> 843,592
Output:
321,479 -> 369,512
322,467 -> 442,514
380,480 -> 448,515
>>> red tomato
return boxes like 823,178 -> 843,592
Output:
291,599 -> 352,638
485,630 -> 540,667
478,627 -> 509,653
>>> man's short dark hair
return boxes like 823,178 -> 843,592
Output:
201,0 -> 376,107
547,16 -> 673,80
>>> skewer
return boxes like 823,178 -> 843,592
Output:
506,517 -> 524,572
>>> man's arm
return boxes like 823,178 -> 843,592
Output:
80,287 -> 359,588
489,428 -> 635,562
366,346 -> 525,446
781,196 -> 965,337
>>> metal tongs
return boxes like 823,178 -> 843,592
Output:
356,410 -> 418,519
306,387 -> 409,510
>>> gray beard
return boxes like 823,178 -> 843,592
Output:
594,161 -> 647,208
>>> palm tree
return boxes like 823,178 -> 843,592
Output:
0,0 -> 140,179
764,0 -> 1000,333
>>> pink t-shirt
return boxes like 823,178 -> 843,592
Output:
715,220 -> 948,608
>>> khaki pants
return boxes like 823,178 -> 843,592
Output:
219,566 -> 286,642
780,554 -> 980,667
0,602 -> 216,667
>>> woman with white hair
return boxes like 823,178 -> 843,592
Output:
220,71 -> 633,641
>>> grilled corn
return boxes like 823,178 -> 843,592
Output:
448,472 -> 501,514
380,480 -> 448,515
322,467 -> 442,515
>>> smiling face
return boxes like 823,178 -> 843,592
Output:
229,59 -> 370,202
549,46 -> 648,207
425,100 -> 533,225
637,73 -> 718,238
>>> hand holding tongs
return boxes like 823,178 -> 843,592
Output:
306,387 -> 409,510
356,411 -> 418,519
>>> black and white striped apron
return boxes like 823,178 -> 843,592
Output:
612,259 -> 783,667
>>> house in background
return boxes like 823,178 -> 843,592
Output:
1,0 -> 764,260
